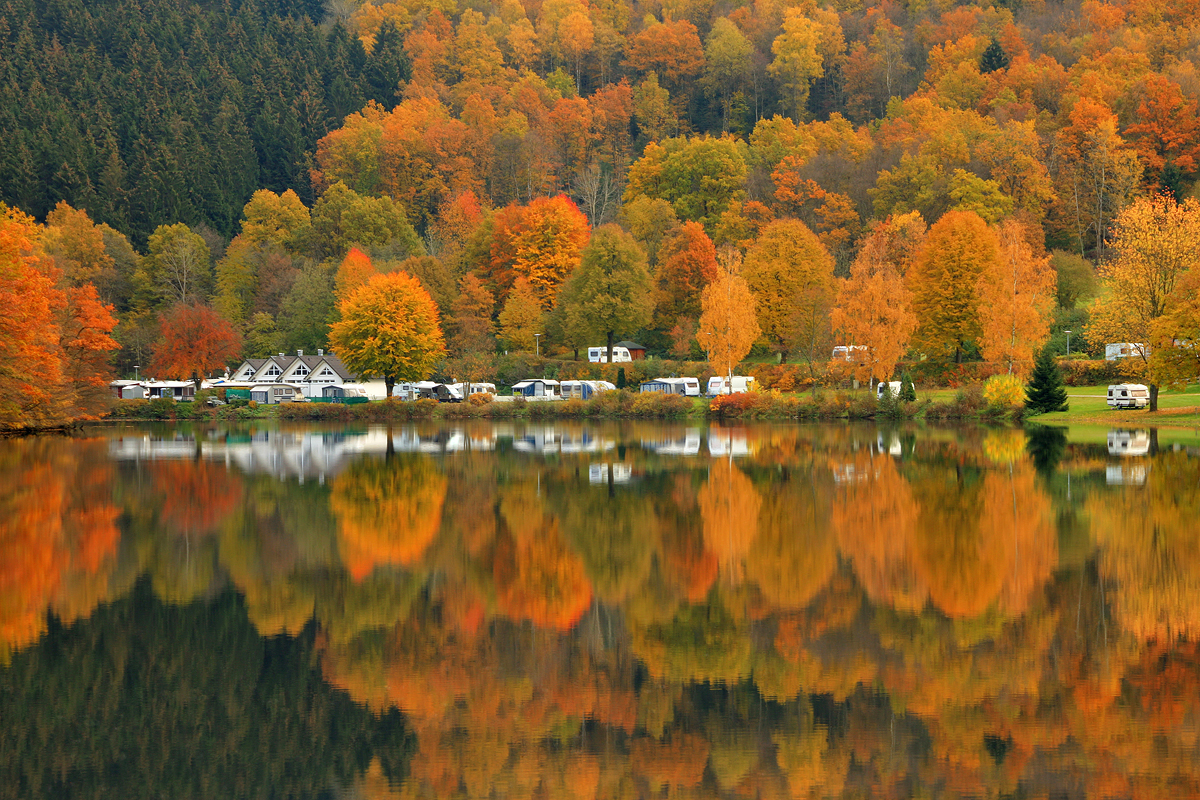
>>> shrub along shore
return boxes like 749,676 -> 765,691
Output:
108,385 -> 1025,424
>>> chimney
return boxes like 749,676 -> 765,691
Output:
278,352 -> 284,357
318,349 -> 324,356
297,349 -> 303,356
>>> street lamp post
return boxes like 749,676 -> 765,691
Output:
134,365 -> 139,381
1064,330 -> 1072,359
534,333 -> 542,357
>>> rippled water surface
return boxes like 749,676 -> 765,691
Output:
2,420 -> 1199,799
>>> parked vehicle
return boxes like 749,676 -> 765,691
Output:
832,345 -> 867,361
512,379 -> 561,398
876,381 -> 902,399
588,346 -> 632,363
560,380 -> 615,399
706,375 -> 756,396
640,377 -> 701,396
1107,383 -> 1151,409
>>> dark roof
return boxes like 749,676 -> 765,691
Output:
615,341 -> 646,350
235,353 -> 355,381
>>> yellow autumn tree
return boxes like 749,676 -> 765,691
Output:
1151,265 -> 1200,388
977,220 -> 1056,376
742,218 -> 835,368
1088,194 -> 1200,408
330,455 -> 448,580
328,270 -> 447,396
908,210 -> 1000,363
829,220 -> 919,385
698,249 -> 760,380
699,461 -> 761,581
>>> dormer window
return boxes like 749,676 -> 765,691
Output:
263,364 -> 282,381
292,363 -> 309,378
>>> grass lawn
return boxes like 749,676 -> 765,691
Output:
1033,383 -> 1200,428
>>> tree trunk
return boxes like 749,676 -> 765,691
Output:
1149,382 -> 1159,412
606,331 -> 614,365
385,376 -> 395,399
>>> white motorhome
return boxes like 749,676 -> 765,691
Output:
588,346 -> 632,363
1107,384 -> 1151,409
1107,429 -> 1151,456
1105,343 -> 1148,361
706,375 -> 756,396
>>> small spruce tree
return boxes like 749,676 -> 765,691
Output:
899,370 -> 917,402
1025,345 -> 1069,413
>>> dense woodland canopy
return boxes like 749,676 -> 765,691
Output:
3,0 -> 1200,426
2,427 -> 1199,797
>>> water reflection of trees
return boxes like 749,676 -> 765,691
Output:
4,427 -> 1200,797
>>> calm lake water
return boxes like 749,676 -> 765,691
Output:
2,420 -> 1199,799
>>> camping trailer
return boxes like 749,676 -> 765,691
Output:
706,376 -> 756,396
640,377 -> 701,396
587,346 -> 632,363
1107,384 -> 1151,409
877,381 -> 902,400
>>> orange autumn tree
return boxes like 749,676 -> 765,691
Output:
0,208 -> 66,429
334,247 -> 378,301
148,303 -> 242,388
331,455 -> 448,580
485,195 -> 591,308
699,461 -> 761,581
653,221 -> 719,330
830,216 -> 921,385
698,249 -> 760,380
977,219 -> 1056,376
908,210 -> 1000,363
0,206 -> 117,429
329,271 -> 447,396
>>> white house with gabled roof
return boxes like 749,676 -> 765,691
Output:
227,350 -> 387,399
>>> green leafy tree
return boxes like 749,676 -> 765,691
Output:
1025,345 -> 1069,413
556,224 -> 655,363
624,136 -> 748,232
328,271 -> 446,396
136,223 -> 212,309
311,182 -> 421,261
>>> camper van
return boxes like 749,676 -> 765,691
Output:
588,346 -> 632,363
706,376 -> 756,396
877,381 -> 902,400
1107,384 -> 1151,409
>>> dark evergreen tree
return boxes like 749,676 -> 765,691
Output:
364,19 -> 411,109
980,38 -> 1010,73
899,370 -> 917,402
1025,345 -> 1069,413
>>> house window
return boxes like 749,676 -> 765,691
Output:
313,366 -> 337,383
293,363 -> 309,378
263,364 -> 282,381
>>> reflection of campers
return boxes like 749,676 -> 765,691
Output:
1107,383 -> 1150,409
588,346 -> 632,363
876,381 -> 902,400
1105,343 -> 1148,360
1107,429 -> 1151,456
706,376 -> 756,395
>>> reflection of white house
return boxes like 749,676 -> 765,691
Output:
642,428 -> 702,456
107,425 -> 504,481
1108,429 -> 1151,456
588,463 -> 633,484
227,350 -> 387,399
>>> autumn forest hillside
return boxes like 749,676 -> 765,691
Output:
2,0 -> 1199,422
